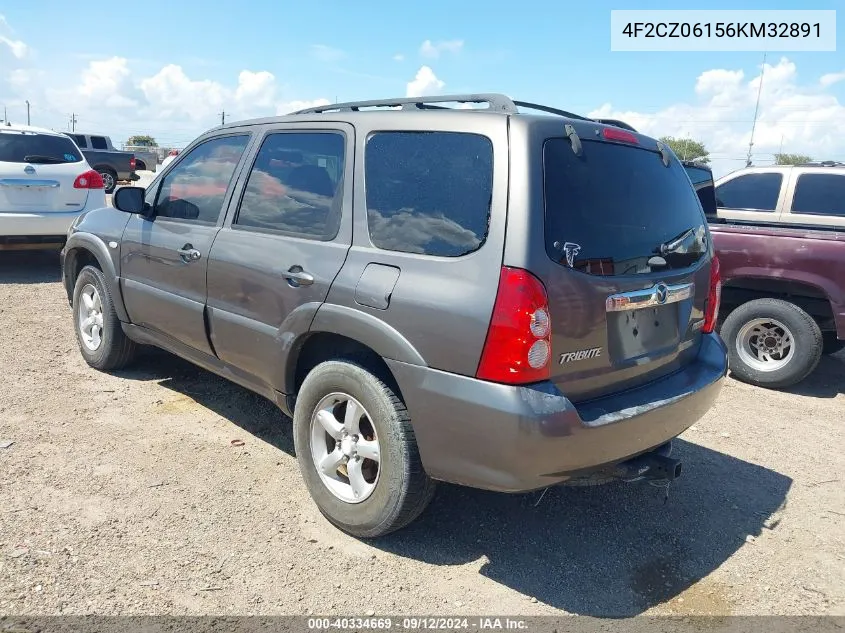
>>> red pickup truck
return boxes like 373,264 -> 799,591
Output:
684,161 -> 845,389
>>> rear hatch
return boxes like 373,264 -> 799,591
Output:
540,129 -> 712,403
0,130 -> 90,213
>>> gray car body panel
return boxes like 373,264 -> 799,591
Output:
62,103 -> 727,492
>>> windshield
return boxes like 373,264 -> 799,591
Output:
0,132 -> 84,164
543,138 -> 707,276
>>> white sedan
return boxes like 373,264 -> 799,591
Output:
0,124 -> 107,250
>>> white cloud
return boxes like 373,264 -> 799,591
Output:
0,35 -> 27,59
76,57 -> 138,108
310,44 -> 346,63
406,66 -> 444,97
820,71 -> 845,87
276,98 -> 331,115
589,57 -> 845,179
393,54 -> 405,62
234,70 -> 276,108
419,39 -> 463,59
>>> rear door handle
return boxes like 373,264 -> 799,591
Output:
282,266 -> 314,286
177,245 -> 202,262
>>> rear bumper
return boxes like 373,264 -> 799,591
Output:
388,332 -> 727,493
0,210 -> 86,243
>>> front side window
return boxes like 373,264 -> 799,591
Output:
791,173 -> 845,217
234,132 -> 345,239
715,173 -> 782,211
365,131 -> 493,257
155,135 -> 250,223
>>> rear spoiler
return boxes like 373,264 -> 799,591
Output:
594,119 -> 638,132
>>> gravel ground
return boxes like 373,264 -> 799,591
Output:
0,250 -> 843,618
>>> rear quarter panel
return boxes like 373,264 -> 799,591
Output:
711,223 -> 845,337
321,111 -> 510,376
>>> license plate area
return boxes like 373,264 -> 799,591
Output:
607,304 -> 680,362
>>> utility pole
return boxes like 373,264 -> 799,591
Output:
26,100 -> 30,125
746,52 -> 767,168
69,113 -> 78,132
219,111 -> 226,125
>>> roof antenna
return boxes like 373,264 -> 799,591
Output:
746,52 -> 766,168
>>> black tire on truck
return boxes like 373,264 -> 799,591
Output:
720,298 -> 823,389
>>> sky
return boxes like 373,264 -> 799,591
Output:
1,0 -> 843,178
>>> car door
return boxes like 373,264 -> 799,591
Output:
206,123 -> 353,391
714,169 -> 788,223
120,131 -> 254,355
780,169 -> 845,229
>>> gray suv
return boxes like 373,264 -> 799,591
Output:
61,94 -> 727,538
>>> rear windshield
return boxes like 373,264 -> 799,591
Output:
543,138 -> 707,276
0,132 -> 83,164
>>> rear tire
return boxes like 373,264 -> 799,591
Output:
293,359 -> 436,538
721,298 -> 822,389
72,265 -> 137,370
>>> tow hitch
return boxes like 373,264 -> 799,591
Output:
612,442 -> 682,503
613,446 -> 682,483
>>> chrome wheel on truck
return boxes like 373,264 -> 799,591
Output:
721,298 -> 822,389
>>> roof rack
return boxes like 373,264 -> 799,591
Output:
796,160 -> 845,167
289,93 -> 592,121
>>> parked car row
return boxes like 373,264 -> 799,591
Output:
4,95 -> 840,539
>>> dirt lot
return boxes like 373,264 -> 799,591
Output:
1,250 -> 843,617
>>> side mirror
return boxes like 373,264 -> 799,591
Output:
113,186 -> 151,218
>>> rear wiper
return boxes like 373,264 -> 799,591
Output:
24,155 -> 66,164
658,227 -> 696,255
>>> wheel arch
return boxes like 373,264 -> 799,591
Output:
720,275 -> 836,332
62,233 -> 129,322
285,304 -> 427,402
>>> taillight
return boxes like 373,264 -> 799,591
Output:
602,127 -> 639,144
130,157 -> 136,171
702,255 -> 722,334
477,267 -> 552,384
73,169 -> 105,190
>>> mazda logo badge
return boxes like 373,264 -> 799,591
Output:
655,283 -> 669,304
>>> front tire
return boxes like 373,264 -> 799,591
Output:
72,265 -> 137,370
721,298 -> 822,389
293,360 -> 436,538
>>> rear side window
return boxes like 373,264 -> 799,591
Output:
0,132 -> 83,163
365,131 -> 493,257
90,136 -> 108,150
715,173 -> 782,211
235,131 -> 345,240
544,139 -> 707,276
791,173 -> 845,217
